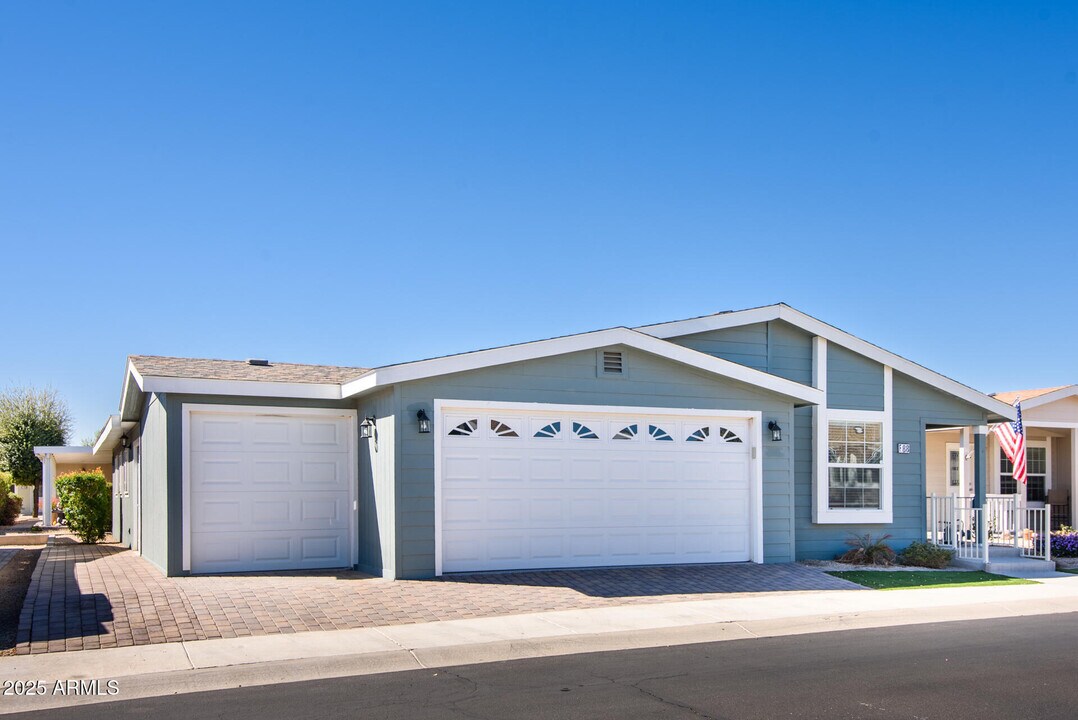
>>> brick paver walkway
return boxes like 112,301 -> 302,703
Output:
16,541 -> 861,654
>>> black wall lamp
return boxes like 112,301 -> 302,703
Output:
767,421 -> 782,442
120,435 -> 129,448
416,409 -> 432,434
359,416 -> 376,439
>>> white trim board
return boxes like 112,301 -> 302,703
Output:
180,403 -> 359,574
636,304 -> 1015,419
433,399 -> 765,575
344,328 -> 823,406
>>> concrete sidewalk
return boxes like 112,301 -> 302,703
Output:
2,575 -> 1078,714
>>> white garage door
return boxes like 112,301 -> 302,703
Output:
185,407 -> 356,574
437,402 -> 758,574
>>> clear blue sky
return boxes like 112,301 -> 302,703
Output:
1,1 -> 1075,442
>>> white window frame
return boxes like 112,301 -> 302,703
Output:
997,440 -> 1050,504
812,336 -> 893,524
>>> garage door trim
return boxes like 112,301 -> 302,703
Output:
433,399 -> 764,575
181,404 -> 358,573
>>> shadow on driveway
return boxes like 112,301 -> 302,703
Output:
439,562 -> 864,598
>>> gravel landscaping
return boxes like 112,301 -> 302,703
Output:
0,547 -> 42,655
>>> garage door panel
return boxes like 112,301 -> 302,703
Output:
192,531 -> 348,572
440,405 -> 755,573
188,409 -> 353,574
191,452 -> 351,492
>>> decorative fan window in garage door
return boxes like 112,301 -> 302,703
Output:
490,419 -> 519,437
572,422 -> 599,439
448,419 -> 479,436
533,421 -> 561,438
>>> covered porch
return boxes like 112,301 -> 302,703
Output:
922,390 -> 1077,576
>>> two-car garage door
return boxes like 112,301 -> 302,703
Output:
186,407 -> 355,574
437,403 -> 759,574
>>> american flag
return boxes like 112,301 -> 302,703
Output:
993,399 -> 1026,485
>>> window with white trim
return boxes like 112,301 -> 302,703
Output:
827,418 -> 883,510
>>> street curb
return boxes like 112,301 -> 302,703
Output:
1,580 -> 1077,714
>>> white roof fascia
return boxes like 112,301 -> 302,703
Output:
92,415 -> 122,456
342,327 -> 823,406
636,304 -> 1014,419
635,305 -> 782,338
139,376 -> 343,401
1016,385 -> 1078,410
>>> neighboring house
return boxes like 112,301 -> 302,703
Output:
33,430 -> 115,522
38,303 -> 1016,578
926,385 -> 1077,531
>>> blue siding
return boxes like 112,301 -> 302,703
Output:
667,320 -> 814,386
793,372 -> 989,560
827,344 -> 884,411
394,346 -> 797,578
671,323 -> 770,372
357,387 -> 398,577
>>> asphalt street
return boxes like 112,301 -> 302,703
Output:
9,612 -> 1077,720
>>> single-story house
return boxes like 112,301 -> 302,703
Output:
39,303 -> 1020,578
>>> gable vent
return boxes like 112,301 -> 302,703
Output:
602,350 -> 624,375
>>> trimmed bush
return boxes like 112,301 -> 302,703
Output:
1,493 -> 20,526
898,541 -> 954,569
837,533 -> 897,566
1,471 -> 18,525
1051,527 -> 1078,558
55,468 -> 111,544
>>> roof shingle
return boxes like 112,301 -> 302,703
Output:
129,355 -> 370,385
991,386 -> 1072,406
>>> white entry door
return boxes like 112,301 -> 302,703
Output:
185,406 -> 356,574
436,401 -> 759,574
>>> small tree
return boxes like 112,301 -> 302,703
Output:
0,387 -> 72,516
55,468 -> 111,543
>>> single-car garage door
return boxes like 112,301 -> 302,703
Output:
437,402 -> 759,574
185,406 -> 356,574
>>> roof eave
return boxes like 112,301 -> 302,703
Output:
636,303 -> 1013,420
341,327 -> 823,407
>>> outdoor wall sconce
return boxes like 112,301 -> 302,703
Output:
768,421 -> 782,442
120,435 -> 129,448
416,409 -> 432,434
359,416 -> 376,439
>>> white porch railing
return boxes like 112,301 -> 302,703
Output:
1018,505 -> 1051,561
926,494 -> 987,563
985,494 -> 1017,546
927,494 -> 1051,563
954,506 -> 987,562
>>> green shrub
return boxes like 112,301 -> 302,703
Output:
0,470 -> 13,497
899,541 -> 954,569
55,468 -> 111,544
1,493 -> 20,526
837,533 -> 897,566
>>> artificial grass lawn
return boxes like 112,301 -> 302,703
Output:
826,570 -> 1038,590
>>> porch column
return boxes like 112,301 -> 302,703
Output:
40,453 -> 56,525
1071,427 -> 1077,529
973,426 -> 988,509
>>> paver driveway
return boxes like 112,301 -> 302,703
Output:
16,540 -> 861,654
